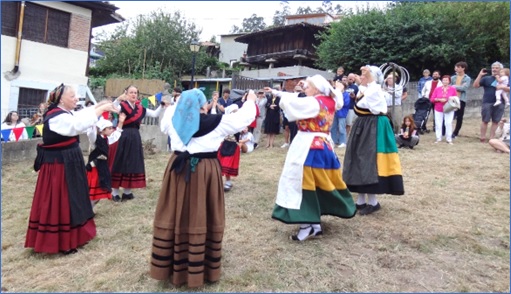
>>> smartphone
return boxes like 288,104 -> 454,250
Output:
482,68 -> 488,73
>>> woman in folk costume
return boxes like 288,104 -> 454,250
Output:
343,66 -> 404,215
217,104 -> 242,191
86,113 -> 125,208
152,89 -> 256,288
111,85 -> 164,202
266,74 -> 357,242
25,84 -> 118,254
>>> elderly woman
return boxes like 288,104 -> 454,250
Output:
152,89 -> 256,288
265,75 -> 356,242
343,66 -> 405,216
25,84 -> 117,254
430,75 -> 458,144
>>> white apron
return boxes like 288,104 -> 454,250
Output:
275,131 -> 329,209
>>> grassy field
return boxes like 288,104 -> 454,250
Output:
1,117 -> 509,292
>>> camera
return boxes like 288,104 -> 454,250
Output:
482,68 -> 488,73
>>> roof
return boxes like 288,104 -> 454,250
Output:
66,1 -> 124,28
234,22 -> 327,43
285,12 -> 334,20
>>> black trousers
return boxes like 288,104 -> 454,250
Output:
452,101 -> 466,136
289,121 -> 298,143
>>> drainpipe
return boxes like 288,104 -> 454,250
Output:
4,1 -> 25,81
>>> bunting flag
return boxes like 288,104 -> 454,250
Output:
12,127 -> 24,141
147,95 -> 156,106
155,92 -> 163,103
102,111 -> 109,120
1,129 -> 12,141
35,124 -> 44,136
141,98 -> 149,108
25,126 -> 35,139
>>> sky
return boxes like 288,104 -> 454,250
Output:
92,1 -> 389,42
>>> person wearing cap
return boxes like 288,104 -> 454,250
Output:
343,66 -> 405,216
265,75 -> 356,242
151,89 -> 257,288
418,69 -> 432,99
86,113 -> 126,208
25,84 -> 118,254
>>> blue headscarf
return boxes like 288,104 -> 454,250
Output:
172,88 -> 207,145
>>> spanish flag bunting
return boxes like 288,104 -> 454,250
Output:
25,126 -> 35,139
35,124 -> 44,136
1,129 -> 11,141
12,127 -> 24,141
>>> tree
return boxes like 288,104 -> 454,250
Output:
93,9 -> 203,82
230,14 -> 267,33
272,1 -> 291,27
316,2 -> 510,80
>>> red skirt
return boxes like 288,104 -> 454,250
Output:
217,144 -> 240,177
87,167 -> 112,201
25,163 -> 96,253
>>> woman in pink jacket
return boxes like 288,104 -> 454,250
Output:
430,75 -> 458,144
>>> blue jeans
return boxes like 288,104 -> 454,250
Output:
331,116 -> 347,145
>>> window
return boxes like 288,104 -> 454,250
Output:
1,2 -> 70,48
18,88 -> 48,119
1,2 -> 19,37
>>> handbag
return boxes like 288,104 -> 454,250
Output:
443,96 -> 461,113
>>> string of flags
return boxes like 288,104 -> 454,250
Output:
1,125 -> 40,142
2,91 -> 169,142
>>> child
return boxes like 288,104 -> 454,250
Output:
217,105 -> 241,191
395,115 -> 419,149
494,68 -> 510,107
86,113 -> 125,208
239,127 -> 255,153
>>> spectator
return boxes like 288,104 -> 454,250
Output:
1,111 -> 28,141
253,90 -> 267,147
263,92 -> 281,148
473,62 -> 506,142
331,81 -> 350,148
493,68 -> 510,107
431,75 -> 457,144
239,127 -> 255,153
488,118 -> 510,153
451,62 -> 472,139
418,69 -> 432,99
217,88 -> 233,113
346,73 -> 359,137
333,66 -> 345,82
382,73 -> 404,133
395,115 -> 419,149
421,70 -> 442,132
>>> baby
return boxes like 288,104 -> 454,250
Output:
494,68 -> 510,107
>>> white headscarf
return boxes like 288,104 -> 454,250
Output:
306,74 -> 343,110
96,119 -> 113,131
366,65 -> 384,85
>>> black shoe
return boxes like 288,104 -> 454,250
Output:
356,203 -> 367,210
290,225 -> 322,241
408,146 -> 414,149
62,248 -> 78,255
398,144 -> 405,148
121,193 -> 135,201
359,203 -> 381,215
112,195 -> 121,202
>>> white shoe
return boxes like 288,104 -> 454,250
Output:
281,143 -> 289,148
434,139 -> 441,144
338,143 -> 346,148
494,100 -> 502,106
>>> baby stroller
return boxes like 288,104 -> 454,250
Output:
413,97 -> 432,134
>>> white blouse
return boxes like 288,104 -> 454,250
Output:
356,81 -> 388,115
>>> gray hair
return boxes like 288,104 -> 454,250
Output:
492,61 -> 504,69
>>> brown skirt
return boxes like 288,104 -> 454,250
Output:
150,154 -> 225,288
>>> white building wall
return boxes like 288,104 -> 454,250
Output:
1,2 -> 92,119
219,34 -> 248,66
